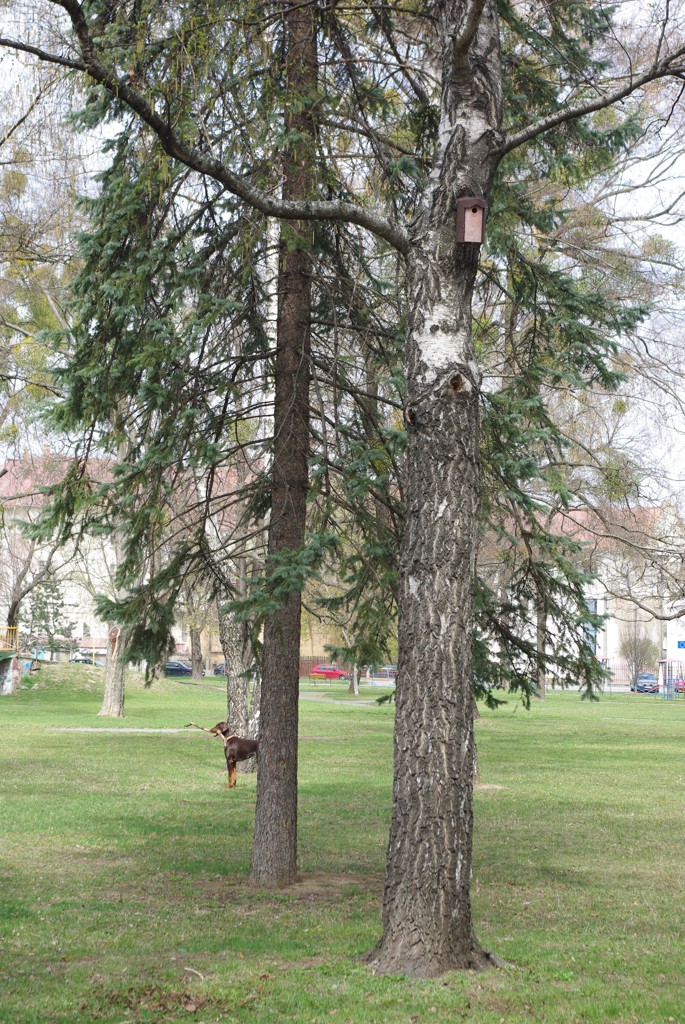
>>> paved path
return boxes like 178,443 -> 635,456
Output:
52,727 -> 190,732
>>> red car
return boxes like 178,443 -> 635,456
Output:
308,663 -> 347,680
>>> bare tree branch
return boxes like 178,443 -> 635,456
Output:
453,0 -> 488,67
0,35 -> 87,72
502,48 -> 685,156
0,3 -> 411,254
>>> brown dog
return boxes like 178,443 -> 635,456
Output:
185,722 -> 258,787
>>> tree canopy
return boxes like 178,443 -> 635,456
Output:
3,0 -> 685,977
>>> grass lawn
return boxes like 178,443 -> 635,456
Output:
2,666 -> 684,1023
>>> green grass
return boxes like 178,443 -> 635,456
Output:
2,667 -> 685,1023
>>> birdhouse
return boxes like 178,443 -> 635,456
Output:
455,197 -> 488,244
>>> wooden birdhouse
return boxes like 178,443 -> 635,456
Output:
455,197 -> 488,244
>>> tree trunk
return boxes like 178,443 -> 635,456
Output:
98,626 -> 128,718
7,538 -> 38,630
368,1 -> 503,977
247,670 -> 261,740
0,659 -> 16,695
348,663 -> 359,696
248,0 -> 316,888
190,625 -> 203,680
217,602 -> 249,735
534,596 -> 547,699
7,599 -> 20,630
242,671 -> 261,774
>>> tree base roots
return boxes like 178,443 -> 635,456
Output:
364,939 -> 511,979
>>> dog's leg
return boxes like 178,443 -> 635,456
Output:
228,758 -> 237,788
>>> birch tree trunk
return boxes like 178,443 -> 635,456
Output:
190,625 -> 203,680
242,671 -> 261,774
1,659 -> 17,695
368,0 -> 503,977
217,602 -> 249,736
247,671 -> 261,740
98,436 -> 132,719
248,0 -> 316,888
534,596 -> 547,699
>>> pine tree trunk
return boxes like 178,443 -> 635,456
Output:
348,664 -> 359,696
218,603 -> 249,735
98,626 -> 128,718
248,0 -> 316,888
190,625 -> 203,680
368,1 -> 503,977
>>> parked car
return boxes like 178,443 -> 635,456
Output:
164,660 -> 192,676
630,672 -> 659,693
213,662 -> 226,676
71,653 -> 104,666
309,663 -> 347,680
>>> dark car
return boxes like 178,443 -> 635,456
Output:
164,660 -> 192,676
309,663 -> 347,680
213,662 -> 226,676
630,672 -> 658,693
71,653 -> 104,666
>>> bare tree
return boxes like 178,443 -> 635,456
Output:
619,617 -> 660,687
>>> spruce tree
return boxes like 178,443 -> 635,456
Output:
5,0 -> 685,976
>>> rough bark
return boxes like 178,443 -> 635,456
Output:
248,0 -> 316,888
190,625 -> 203,680
367,0 -> 503,977
98,625 -> 128,718
217,602 -> 249,736
348,663 -> 359,696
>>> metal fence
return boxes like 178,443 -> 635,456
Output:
599,658 -> 632,690
658,659 -> 685,700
